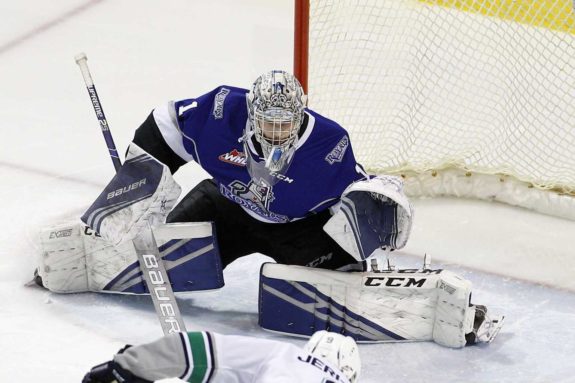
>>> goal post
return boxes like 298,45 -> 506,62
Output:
294,0 -> 575,220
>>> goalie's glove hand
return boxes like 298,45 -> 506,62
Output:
82,346 -> 152,383
324,175 -> 414,261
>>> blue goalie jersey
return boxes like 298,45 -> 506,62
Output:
151,86 -> 367,223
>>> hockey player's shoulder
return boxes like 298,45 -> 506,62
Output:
305,109 -> 349,140
175,85 -> 247,119
202,85 -> 248,122
209,85 -> 248,101
304,109 -> 351,155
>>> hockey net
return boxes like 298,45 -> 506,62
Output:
294,0 -> 575,220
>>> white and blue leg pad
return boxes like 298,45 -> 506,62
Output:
259,263 -> 479,348
102,222 -> 224,293
38,221 -> 223,294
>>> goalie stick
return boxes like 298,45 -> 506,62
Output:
75,53 -> 186,334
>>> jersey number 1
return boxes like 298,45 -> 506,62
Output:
178,101 -> 198,117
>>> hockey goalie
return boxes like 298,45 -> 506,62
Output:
34,70 -> 503,349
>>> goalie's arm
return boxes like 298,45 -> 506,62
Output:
132,98 -> 206,175
132,112 -> 186,174
80,99 -> 204,244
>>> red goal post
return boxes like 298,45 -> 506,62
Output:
294,0 -> 309,94
293,0 -> 575,220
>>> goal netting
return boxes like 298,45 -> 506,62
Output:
296,0 -> 575,219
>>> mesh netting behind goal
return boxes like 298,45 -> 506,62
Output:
303,0 -> 575,197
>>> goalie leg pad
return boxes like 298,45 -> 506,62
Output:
259,263 -> 432,342
38,221 -> 224,294
258,263 -> 500,348
38,222 -> 94,293
102,222 -> 224,293
432,271 -> 474,348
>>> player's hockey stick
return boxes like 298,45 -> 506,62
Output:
75,53 -> 186,334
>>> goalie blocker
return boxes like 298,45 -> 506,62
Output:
258,263 -> 504,348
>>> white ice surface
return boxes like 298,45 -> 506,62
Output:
1,1 -> 575,382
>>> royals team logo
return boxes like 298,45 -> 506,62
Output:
325,136 -> 349,164
212,87 -> 230,119
219,180 -> 289,223
219,149 -> 247,166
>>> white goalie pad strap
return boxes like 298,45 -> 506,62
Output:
259,263 -> 475,348
38,221 -> 221,294
153,222 -> 213,243
324,175 -> 414,261
82,143 -> 182,245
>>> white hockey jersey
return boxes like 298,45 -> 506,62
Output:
115,331 -> 351,383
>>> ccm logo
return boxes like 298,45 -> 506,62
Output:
270,172 -> 294,183
107,178 -> 147,200
364,276 -> 428,288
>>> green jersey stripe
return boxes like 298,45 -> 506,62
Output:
187,332 -> 211,383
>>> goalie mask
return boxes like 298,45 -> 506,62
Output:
244,70 -> 307,182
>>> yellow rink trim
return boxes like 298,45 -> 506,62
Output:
419,0 -> 575,34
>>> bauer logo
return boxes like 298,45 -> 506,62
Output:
107,178 -> 147,200
49,228 -> 73,239
219,149 -> 246,166
141,253 -> 181,334
325,136 -> 349,164
213,87 -> 230,119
